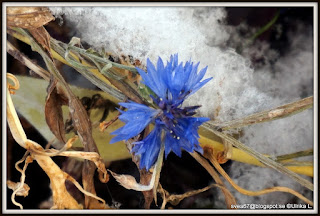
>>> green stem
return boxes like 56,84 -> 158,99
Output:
241,10 -> 280,50
249,11 -> 280,42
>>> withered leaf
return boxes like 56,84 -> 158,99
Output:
64,81 -> 106,208
7,6 -> 54,29
108,170 -> 147,191
109,168 -> 159,193
45,77 -> 68,143
29,26 -> 53,60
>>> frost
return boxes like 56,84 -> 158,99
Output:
49,7 -> 228,63
185,49 -> 272,121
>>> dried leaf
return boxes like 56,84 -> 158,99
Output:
29,26 -> 52,59
63,87 -> 103,208
110,138 -> 165,208
79,160 -> 108,209
7,7 -> 54,29
109,170 -> 141,190
7,180 -> 30,197
8,7 -> 54,61
45,77 -> 67,143
108,169 -> 155,192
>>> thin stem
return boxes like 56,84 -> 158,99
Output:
211,96 -> 313,131
249,11 -> 280,42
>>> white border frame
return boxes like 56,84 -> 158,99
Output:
2,2 -> 318,214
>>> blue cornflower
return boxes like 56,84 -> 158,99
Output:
110,54 -> 212,170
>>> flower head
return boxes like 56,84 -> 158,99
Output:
111,54 -> 212,170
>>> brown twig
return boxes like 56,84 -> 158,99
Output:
99,112 -> 120,132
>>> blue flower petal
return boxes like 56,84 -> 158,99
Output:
110,102 -> 160,144
164,133 -> 182,158
132,125 -> 162,170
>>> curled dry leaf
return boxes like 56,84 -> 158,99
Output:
108,170 -> 141,190
45,77 -> 67,143
25,139 -> 83,209
7,7 -> 54,29
7,73 -> 20,94
7,118 -> 82,208
108,169 -> 156,192
7,180 -> 30,197
109,137 -> 165,208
